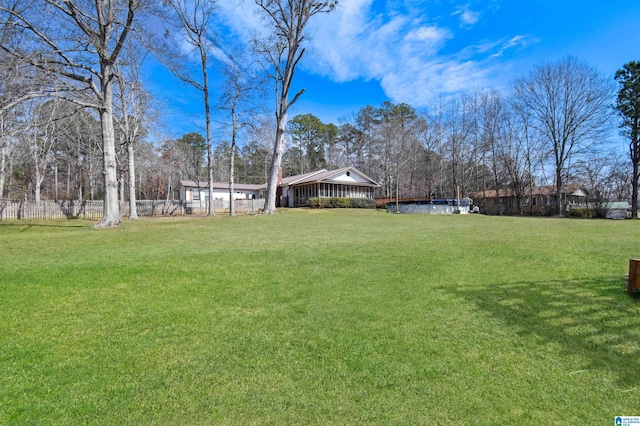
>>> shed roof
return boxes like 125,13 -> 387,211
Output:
179,167 -> 380,191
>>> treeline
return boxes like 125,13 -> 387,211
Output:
0,80 -> 634,213
0,0 -> 638,220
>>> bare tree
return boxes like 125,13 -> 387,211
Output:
0,116 -> 7,202
442,95 -> 474,198
243,114 -> 275,184
254,0 -> 337,214
0,4 -> 47,204
56,106 -> 102,200
423,99 -> 449,199
219,55 -> 260,216
0,96 -> 21,204
513,56 -> 612,215
160,0 -> 217,216
578,153 -> 617,218
0,0 -> 143,228
376,102 -> 424,205
113,38 -> 152,220
23,99 -> 61,205
509,88 -> 547,215
477,92 -> 502,212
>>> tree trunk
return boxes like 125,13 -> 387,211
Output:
119,166 -> 125,204
395,162 -> 400,212
166,161 -> 173,202
67,161 -> 71,199
7,151 -> 13,199
128,139 -> 138,219
229,140 -> 236,217
34,170 -> 43,206
0,143 -> 5,203
263,113 -> 287,214
54,163 -> 58,200
88,153 -> 94,201
632,153 -> 639,219
95,71 -> 121,229
555,168 -> 563,216
200,44 -> 214,217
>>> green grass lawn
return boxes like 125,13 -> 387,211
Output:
1,210 -> 639,424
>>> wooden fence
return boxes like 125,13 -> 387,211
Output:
0,199 -> 266,221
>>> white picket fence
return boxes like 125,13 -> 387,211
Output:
0,199 -> 266,221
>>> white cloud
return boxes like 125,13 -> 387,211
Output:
214,0 -> 524,108
307,1 -> 495,104
452,5 -> 481,27
489,35 -> 529,58
406,25 -> 452,46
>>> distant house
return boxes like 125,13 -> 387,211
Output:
471,188 -> 520,215
178,180 -> 264,202
277,167 -> 379,207
177,167 -> 378,208
472,184 -> 588,215
605,201 -> 631,219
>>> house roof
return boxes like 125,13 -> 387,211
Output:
472,188 -> 516,199
282,167 -> 380,187
179,167 -> 380,191
280,169 -> 327,186
179,180 -> 265,191
530,184 -> 585,197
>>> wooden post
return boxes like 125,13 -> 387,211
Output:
628,259 -> 640,295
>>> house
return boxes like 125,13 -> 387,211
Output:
178,180 -> 264,202
472,184 -> 588,215
178,167 -> 379,208
277,167 -> 379,207
471,188 -> 520,215
527,184 -> 588,215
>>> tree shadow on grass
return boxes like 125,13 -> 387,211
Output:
438,276 -> 640,387
0,222 -> 87,232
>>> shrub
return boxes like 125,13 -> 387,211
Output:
336,198 -> 351,208
568,208 -> 593,218
307,198 -> 331,208
350,198 -> 377,209
307,198 -> 321,208
306,198 -> 376,209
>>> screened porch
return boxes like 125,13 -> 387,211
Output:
293,182 -> 376,207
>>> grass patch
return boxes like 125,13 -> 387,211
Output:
1,211 -> 639,424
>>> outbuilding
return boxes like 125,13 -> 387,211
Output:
178,180 -> 264,202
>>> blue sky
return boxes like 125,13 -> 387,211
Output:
147,0 -> 640,139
